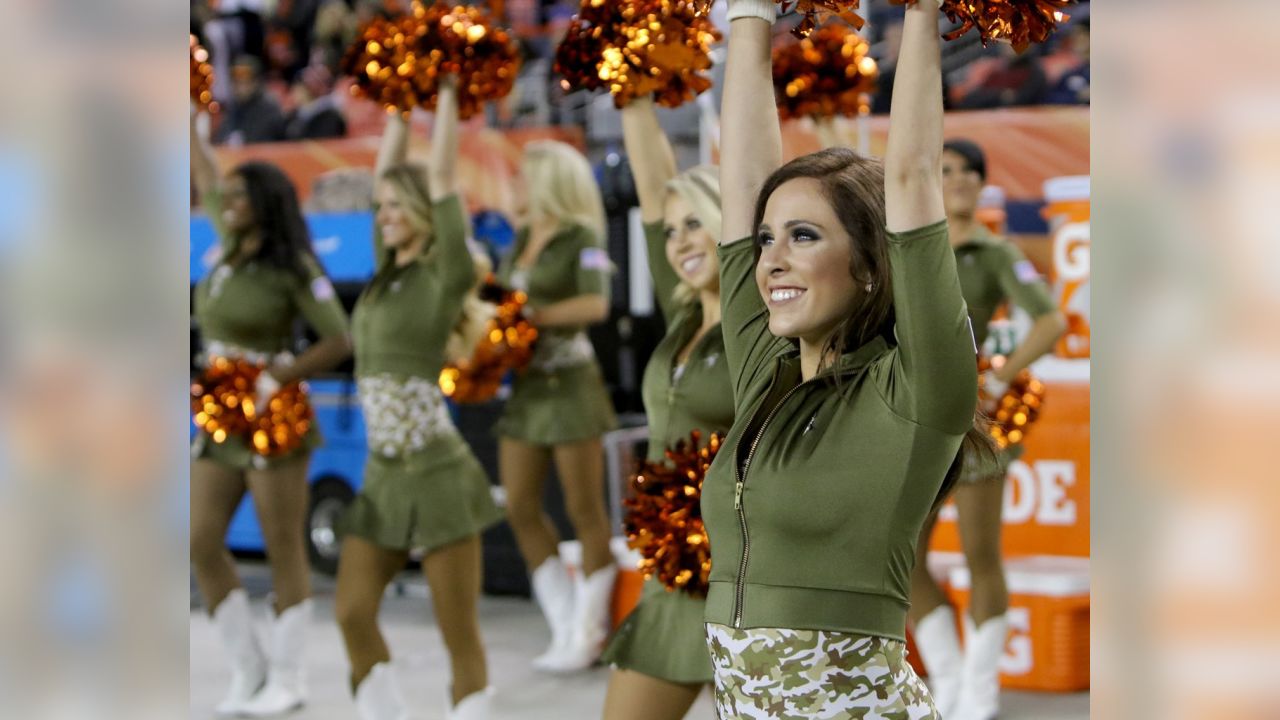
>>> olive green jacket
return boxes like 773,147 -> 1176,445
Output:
701,221 -> 978,640
953,225 -> 1057,348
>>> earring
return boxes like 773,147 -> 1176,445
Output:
864,281 -> 873,292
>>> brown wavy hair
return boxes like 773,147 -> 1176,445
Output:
751,147 -> 995,505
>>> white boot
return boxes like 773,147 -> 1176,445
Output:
210,588 -> 267,717
542,564 -> 617,673
446,687 -> 494,720
953,613 -> 1009,720
355,663 -> 413,720
239,598 -> 313,717
529,556 -> 575,671
914,605 -> 964,718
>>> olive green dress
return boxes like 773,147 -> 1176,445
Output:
954,226 -> 1058,480
494,223 -> 617,445
191,188 -> 349,470
600,222 -> 734,684
338,195 -> 503,551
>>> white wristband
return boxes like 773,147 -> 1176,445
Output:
726,0 -> 777,23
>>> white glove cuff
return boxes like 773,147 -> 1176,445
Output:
726,0 -> 777,24
983,372 -> 1010,400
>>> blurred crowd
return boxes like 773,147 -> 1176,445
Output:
190,0 -> 1090,146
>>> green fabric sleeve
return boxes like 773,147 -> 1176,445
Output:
430,194 -> 478,300
643,220 -> 682,326
292,255 -> 350,340
572,226 -> 612,304
717,239 -> 792,407
879,221 -> 979,434
371,201 -> 388,274
993,243 -> 1058,319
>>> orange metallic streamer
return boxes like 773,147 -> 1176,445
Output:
892,0 -> 1072,52
341,2 -> 519,118
624,431 -> 721,595
439,280 -> 538,404
978,355 -> 1046,450
190,35 -> 219,113
554,0 -> 721,109
772,24 -> 876,119
192,357 -> 314,457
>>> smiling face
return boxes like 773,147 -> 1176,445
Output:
942,149 -> 983,219
755,177 -> 861,346
375,180 -> 417,250
663,193 -> 720,294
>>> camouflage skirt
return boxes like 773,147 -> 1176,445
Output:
705,623 -> 939,720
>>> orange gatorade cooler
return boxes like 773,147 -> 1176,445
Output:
1043,176 -> 1091,359
946,555 -> 1091,692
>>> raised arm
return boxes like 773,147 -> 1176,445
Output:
426,75 -> 460,201
191,110 -> 220,200
880,0 -> 977,433
374,113 -> 409,181
884,0 -> 944,231
621,96 -> 682,321
622,96 -> 677,223
719,2 -> 782,245
717,2 -> 795,403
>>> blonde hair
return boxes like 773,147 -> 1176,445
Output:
379,163 -> 436,258
371,163 -> 491,361
665,165 -> 722,307
521,140 -> 606,238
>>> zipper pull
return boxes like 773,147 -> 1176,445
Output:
734,481 -> 743,509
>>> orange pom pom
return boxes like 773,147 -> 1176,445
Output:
439,279 -> 538,404
892,0 -> 1073,52
190,35 -> 219,113
192,357 -> 314,457
418,2 -> 522,119
340,7 -> 434,117
978,355 -> 1047,450
554,0 -> 721,109
772,25 -> 876,120
624,431 -> 721,595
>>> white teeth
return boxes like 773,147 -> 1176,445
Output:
771,289 -> 803,303
680,255 -> 704,274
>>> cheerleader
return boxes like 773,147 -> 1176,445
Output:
496,140 -> 619,673
332,76 -> 503,720
598,96 -> 733,718
700,0 -> 991,716
190,111 -> 352,717
907,138 -> 1067,720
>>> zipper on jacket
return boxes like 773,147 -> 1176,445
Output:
732,378 -> 806,629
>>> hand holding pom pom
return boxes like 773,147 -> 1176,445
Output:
890,0 -> 1073,52
978,355 -> 1046,450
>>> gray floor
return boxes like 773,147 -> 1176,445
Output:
190,562 -> 1089,719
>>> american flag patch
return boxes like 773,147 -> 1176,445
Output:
311,276 -> 336,301
579,247 -> 610,271
1014,260 -> 1041,284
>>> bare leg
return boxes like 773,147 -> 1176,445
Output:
954,475 -> 1009,624
246,457 -> 312,613
499,436 -> 558,569
190,458 -> 247,613
603,669 -> 702,720
423,534 -> 488,705
552,437 -> 612,575
334,535 -> 408,691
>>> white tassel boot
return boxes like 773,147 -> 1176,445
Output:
953,613 -> 1009,720
542,564 -> 617,673
210,588 -> 267,717
239,598 -> 313,717
446,687 -> 494,720
529,556 -> 576,671
913,605 -> 964,717
355,663 -> 413,720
